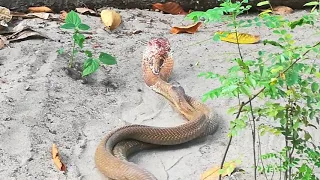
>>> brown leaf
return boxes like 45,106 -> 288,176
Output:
59,11 -> 68,21
170,22 -> 202,34
152,2 -> 187,15
29,13 -> 52,19
28,6 -> 53,13
52,144 -> 66,172
100,10 -> 121,31
10,12 -> 52,20
7,26 -> 50,42
273,6 -> 293,15
75,7 -> 98,16
0,35 -> 8,49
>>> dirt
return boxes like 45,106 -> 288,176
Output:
0,8 -> 319,180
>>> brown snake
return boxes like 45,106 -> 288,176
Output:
95,38 -> 218,179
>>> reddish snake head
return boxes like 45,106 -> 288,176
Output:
143,37 -> 171,74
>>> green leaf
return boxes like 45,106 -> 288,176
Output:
311,82 -> 319,93
60,23 -> 76,29
99,52 -> 117,65
304,131 -> 312,141
240,85 -> 251,97
82,58 -> 100,76
286,71 -> 299,86
263,40 -> 284,48
78,23 -> 90,31
57,48 -> 64,55
257,1 -> 270,7
73,33 -> 85,48
304,1 -> 319,6
65,10 -> 81,26
85,50 -> 92,57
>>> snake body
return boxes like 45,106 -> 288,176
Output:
95,38 -> 218,179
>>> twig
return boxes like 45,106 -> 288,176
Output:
257,125 -> 269,180
249,101 -> 257,180
219,102 -> 245,180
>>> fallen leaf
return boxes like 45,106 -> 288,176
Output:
59,11 -> 68,21
152,2 -> 187,15
0,6 -> 12,28
201,160 -> 240,180
7,25 -> 50,42
52,144 -> 66,171
10,12 -> 53,20
170,22 -> 202,34
75,7 -> 98,16
28,6 -> 53,13
0,35 -> 8,49
100,10 -> 121,30
216,31 -> 260,44
273,6 -> 293,15
29,13 -> 52,19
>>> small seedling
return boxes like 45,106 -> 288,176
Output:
59,10 -> 116,77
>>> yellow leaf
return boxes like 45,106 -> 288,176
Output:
216,31 -> 260,44
259,9 -> 273,16
100,10 -> 121,31
201,160 -> 240,180
270,78 -> 278,85
0,6 -> 12,29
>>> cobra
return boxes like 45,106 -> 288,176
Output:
94,38 -> 218,179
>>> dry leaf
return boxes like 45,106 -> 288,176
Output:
75,7 -> 98,16
28,6 -> 53,13
59,11 -> 68,21
201,160 -> 240,180
100,10 -> 121,30
216,31 -> 260,44
152,2 -> 187,15
7,26 -> 50,42
273,6 -> 293,15
170,22 -> 202,34
10,12 -> 52,20
0,6 -> 12,28
52,144 -> 66,171
0,35 -> 8,49
28,13 -> 51,19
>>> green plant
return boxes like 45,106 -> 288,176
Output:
187,0 -> 320,179
58,11 -> 116,77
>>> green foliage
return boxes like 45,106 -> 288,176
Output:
59,11 -> 116,77
189,0 -> 320,179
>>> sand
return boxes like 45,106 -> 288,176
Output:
0,9 -> 319,180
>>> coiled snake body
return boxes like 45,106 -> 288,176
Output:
95,38 -> 218,179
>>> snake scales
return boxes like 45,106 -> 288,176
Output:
95,38 -> 218,179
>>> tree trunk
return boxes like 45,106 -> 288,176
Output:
1,0 -> 312,13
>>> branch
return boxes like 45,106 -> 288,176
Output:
219,102 -> 245,180
242,41 -> 320,107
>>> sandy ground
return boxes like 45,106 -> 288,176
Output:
0,8 -> 319,180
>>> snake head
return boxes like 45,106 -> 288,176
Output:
143,38 -> 171,75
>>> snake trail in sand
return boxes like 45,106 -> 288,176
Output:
95,38 -> 219,179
